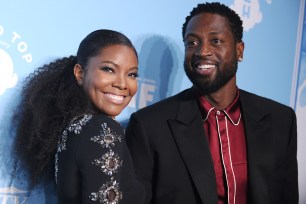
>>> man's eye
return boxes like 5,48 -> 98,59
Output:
212,39 -> 221,44
185,40 -> 199,47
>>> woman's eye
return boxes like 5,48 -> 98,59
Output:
129,72 -> 139,78
101,66 -> 113,73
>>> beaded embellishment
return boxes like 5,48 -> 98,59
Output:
91,123 -> 122,148
92,149 -> 123,176
90,178 -> 122,204
89,120 -> 123,203
55,114 -> 124,203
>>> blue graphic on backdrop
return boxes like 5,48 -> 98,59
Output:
231,0 -> 262,31
0,48 -> 17,95
294,2 -> 306,201
0,24 -> 36,204
135,35 -> 183,106
0,186 -> 29,204
0,24 -> 33,96
119,34 -> 184,122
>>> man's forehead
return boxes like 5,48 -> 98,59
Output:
185,13 -> 232,35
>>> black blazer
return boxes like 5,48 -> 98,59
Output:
126,88 -> 298,204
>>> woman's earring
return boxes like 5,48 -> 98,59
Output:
78,81 -> 83,86
238,57 -> 243,62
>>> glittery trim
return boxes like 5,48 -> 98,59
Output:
55,114 -> 93,183
68,114 -> 93,134
57,114 -> 93,152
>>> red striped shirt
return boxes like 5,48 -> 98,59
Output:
197,89 -> 248,204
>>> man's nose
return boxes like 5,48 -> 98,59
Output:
195,43 -> 212,57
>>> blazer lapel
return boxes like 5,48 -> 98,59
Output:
168,90 -> 218,204
240,90 -> 274,203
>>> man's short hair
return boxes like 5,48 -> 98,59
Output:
182,2 -> 243,42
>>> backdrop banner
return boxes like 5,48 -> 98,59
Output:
291,0 -> 306,202
0,0 -> 303,203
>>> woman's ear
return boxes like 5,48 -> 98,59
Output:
74,64 -> 84,86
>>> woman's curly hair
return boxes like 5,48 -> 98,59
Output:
12,29 -> 137,188
12,56 -> 92,187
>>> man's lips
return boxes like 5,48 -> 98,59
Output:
196,64 -> 216,70
193,63 -> 216,75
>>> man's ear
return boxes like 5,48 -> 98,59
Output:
74,64 -> 84,86
236,41 -> 244,62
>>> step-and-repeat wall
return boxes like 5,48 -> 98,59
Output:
0,0 -> 305,203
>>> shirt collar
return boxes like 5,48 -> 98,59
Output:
195,87 -> 241,125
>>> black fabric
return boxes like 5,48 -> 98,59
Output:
56,114 -> 145,204
126,88 -> 298,204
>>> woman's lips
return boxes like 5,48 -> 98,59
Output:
105,93 -> 125,104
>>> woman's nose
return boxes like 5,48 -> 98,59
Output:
112,75 -> 127,90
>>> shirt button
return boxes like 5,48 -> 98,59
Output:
217,110 -> 221,115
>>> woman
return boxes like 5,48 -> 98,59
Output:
12,29 -> 145,203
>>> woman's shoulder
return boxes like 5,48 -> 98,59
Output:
57,113 -> 124,152
67,113 -> 124,134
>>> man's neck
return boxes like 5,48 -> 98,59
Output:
202,77 -> 237,110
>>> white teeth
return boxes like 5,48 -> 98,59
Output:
105,93 -> 124,101
197,64 -> 215,69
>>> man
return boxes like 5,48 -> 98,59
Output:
126,2 -> 298,204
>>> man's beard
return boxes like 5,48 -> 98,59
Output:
184,60 -> 238,95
